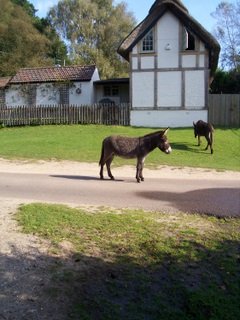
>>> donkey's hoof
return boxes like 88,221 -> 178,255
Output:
100,176 -> 104,180
141,177 -> 144,181
110,176 -> 115,180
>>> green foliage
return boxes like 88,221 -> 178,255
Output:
34,17 -> 69,66
11,0 -> 36,17
0,125 -> 239,171
16,203 -> 240,319
0,0 -> 69,76
0,0 -> 52,76
48,0 -> 136,78
211,69 -> 240,93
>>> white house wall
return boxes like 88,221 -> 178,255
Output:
185,71 -> 205,108
157,71 -> 181,107
141,56 -> 155,69
5,85 -> 28,106
129,10 -> 210,127
157,12 -> 179,68
131,110 -> 208,128
36,83 -> 60,105
132,72 -> 154,108
70,68 -> 99,105
5,67 -> 100,107
69,82 -> 92,105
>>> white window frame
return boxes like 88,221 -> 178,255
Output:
141,29 -> 154,53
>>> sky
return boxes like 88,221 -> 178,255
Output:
29,0 -> 224,33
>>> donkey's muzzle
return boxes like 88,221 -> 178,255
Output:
165,146 -> 172,154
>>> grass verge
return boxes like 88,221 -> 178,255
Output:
16,203 -> 240,320
0,125 -> 239,171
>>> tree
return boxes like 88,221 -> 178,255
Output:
211,1 -> 240,70
210,69 -> 240,93
11,0 -> 36,17
10,0 -> 69,67
48,0 -> 136,78
0,0 -> 53,76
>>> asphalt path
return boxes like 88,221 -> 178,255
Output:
0,170 -> 239,217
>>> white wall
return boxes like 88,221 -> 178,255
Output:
132,72 -> 154,107
6,85 -> 27,106
36,83 -> 59,105
157,71 -> 182,107
157,12 -> 179,68
5,68 -> 99,107
131,110 -> 208,128
185,70 -> 205,108
141,56 -> 155,69
69,82 -> 93,105
70,68 -> 100,105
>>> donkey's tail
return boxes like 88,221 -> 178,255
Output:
210,123 -> 214,143
210,130 -> 214,145
99,141 -> 104,166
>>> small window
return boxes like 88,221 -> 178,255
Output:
104,85 -> 119,96
104,86 -> 111,96
142,29 -> 154,52
112,86 -> 119,96
183,28 -> 195,51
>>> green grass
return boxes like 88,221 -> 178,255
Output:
16,203 -> 240,320
0,125 -> 239,171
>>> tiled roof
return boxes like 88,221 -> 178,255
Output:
118,0 -> 220,76
10,65 -> 96,84
0,77 -> 11,88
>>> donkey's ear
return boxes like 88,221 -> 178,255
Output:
163,127 -> 169,135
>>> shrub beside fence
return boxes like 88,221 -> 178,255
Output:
0,103 -> 130,127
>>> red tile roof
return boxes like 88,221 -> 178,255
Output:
10,65 -> 97,84
0,77 -> 11,88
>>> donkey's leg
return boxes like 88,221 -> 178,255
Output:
106,155 -> 115,180
99,143 -> 105,180
197,135 -> 201,146
204,134 -> 211,151
99,163 -> 104,180
136,158 -> 142,183
210,143 -> 213,154
139,157 -> 145,181
209,133 -> 213,154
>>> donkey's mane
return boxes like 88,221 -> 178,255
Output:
143,130 -> 164,138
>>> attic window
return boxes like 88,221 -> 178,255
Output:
183,28 -> 195,51
142,29 -> 154,52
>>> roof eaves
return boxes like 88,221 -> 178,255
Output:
0,76 -> 12,88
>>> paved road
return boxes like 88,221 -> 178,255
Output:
0,170 -> 239,217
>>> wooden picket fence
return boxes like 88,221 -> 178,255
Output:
1,95 -> 239,127
0,103 -> 130,127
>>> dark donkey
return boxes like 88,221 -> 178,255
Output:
193,120 -> 214,154
99,128 -> 172,182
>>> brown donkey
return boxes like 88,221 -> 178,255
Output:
193,120 -> 214,154
99,128 -> 172,182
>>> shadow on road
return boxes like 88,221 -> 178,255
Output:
50,175 -> 124,182
136,188 -> 240,217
